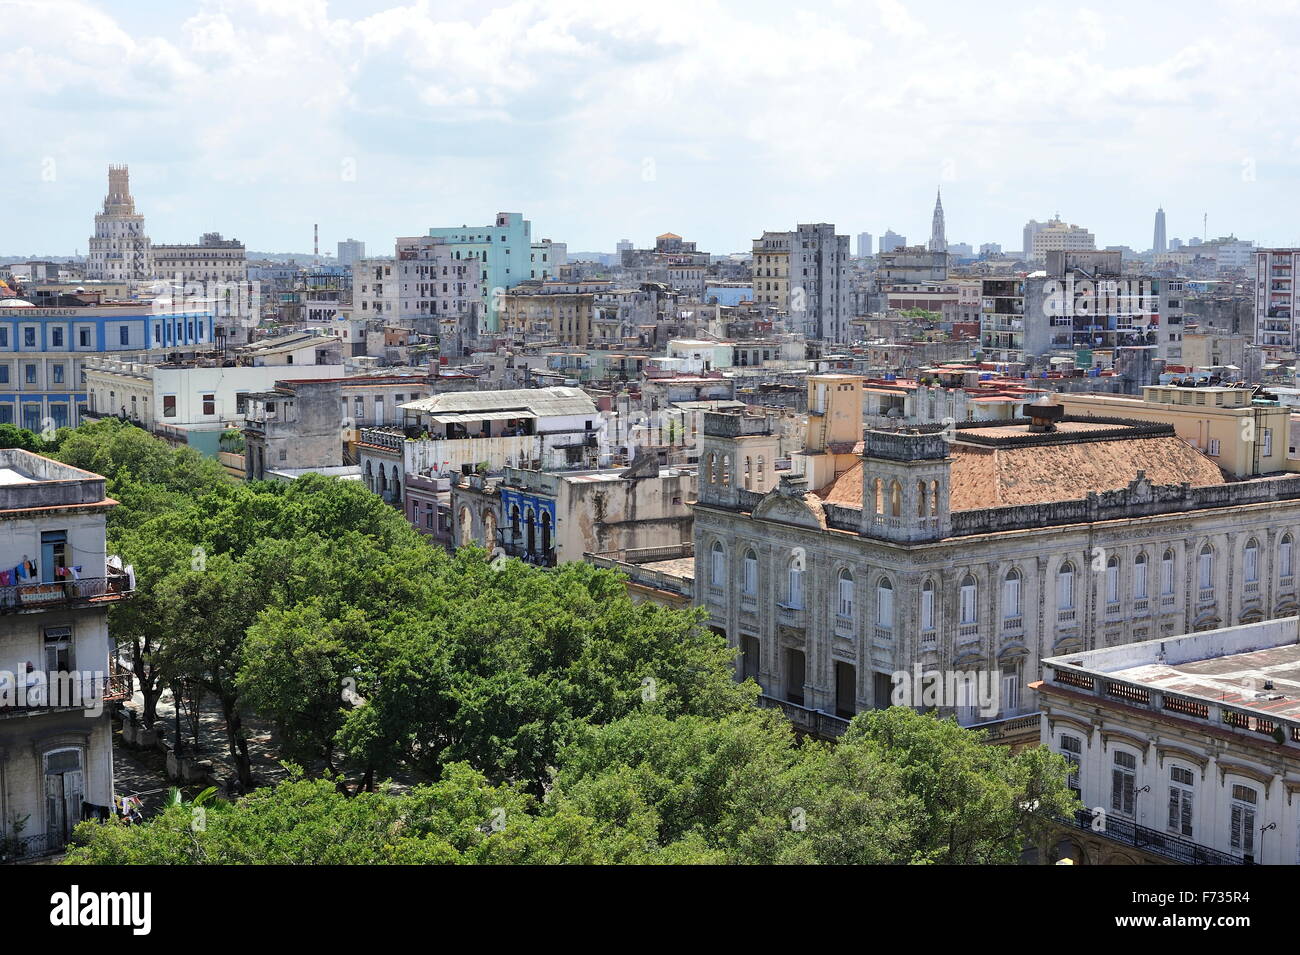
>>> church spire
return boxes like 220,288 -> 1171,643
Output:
928,187 -> 946,253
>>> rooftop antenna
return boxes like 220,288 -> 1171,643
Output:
1203,212 -> 1207,243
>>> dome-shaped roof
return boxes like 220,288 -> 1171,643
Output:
0,299 -> 34,308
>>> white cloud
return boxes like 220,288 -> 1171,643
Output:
1,0 -> 1299,254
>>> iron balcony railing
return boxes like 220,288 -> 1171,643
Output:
0,575 -> 133,614
1065,808 -> 1246,865
0,666 -> 133,716
757,694 -> 850,739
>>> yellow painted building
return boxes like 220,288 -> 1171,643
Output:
501,291 -> 593,346
1059,386 -> 1294,478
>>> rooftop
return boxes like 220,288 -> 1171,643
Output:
814,418 -> 1227,512
1042,617 -> 1300,730
400,386 -> 595,418
0,450 -> 111,511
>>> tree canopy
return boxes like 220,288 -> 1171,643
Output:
49,420 -> 1077,864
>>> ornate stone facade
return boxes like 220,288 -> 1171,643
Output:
693,379 -> 1300,729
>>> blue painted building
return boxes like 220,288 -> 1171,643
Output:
0,302 -> 215,429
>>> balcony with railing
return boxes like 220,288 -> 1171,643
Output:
0,571 -> 133,615
1062,809 -> 1245,865
757,694 -> 850,740
0,663 -> 132,718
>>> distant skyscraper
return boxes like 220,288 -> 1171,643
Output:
880,230 -> 905,254
1170,238 -> 1184,251
857,232 -> 873,258
1023,219 -> 1048,258
616,239 -> 633,256
928,189 -> 947,253
979,242 -> 1002,258
1153,207 -> 1167,253
337,238 -> 365,266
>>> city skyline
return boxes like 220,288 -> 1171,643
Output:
3,0 -> 1300,256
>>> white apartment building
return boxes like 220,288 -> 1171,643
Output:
83,356 -> 345,433
356,387 -> 607,505
1030,217 -> 1096,261
1255,248 -> 1299,358
393,237 -> 483,323
1041,617 -> 1300,865
0,451 -> 132,860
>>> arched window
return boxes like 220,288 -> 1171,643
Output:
1244,538 -> 1260,583
721,455 -> 731,488
959,574 -> 977,624
1105,555 -> 1120,604
483,511 -> 497,549
710,541 -> 726,587
872,478 -> 883,515
1002,569 -> 1021,619
787,555 -> 805,609
707,453 -> 718,485
1134,552 -> 1148,599
888,480 -> 902,518
458,506 -> 473,546
525,508 -> 536,555
757,456 -> 766,486
920,579 -> 935,632
1198,543 -> 1214,591
876,577 -> 894,629
1161,548 -> 1175,595
1283,534 -> 1295,579
1057,561 -> 1075,610
510,504 -> 521,539
744,456 -> 753,490
837,569 -> 854,618
742,549 -> 758,596
540,512 -> 552,556
917,480 -> 928,517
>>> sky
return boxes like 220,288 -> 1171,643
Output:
3,0 -> 1300,257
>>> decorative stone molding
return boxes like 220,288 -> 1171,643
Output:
1217,760 -> 1275,793
1156,744 -> 1210,777
1101,728 -> 1151,763
1046,712 -> 1096,745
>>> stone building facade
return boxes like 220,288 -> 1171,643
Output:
693,374 -> 1300,736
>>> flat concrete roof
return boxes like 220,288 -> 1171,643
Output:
0,467 -> 35,485
1111,644 -> 1300,721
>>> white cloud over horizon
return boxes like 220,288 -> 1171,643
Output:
2,0 -> 1299,256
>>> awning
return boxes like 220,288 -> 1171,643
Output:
425,410 -> 536,425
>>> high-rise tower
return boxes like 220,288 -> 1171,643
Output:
1153,206 -> 1167,253
928,188 -> 947,253
86,164 -> 151,281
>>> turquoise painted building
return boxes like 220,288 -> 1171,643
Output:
428,213 -> 555,331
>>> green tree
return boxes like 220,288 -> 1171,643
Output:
841,707 -> 1078,864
